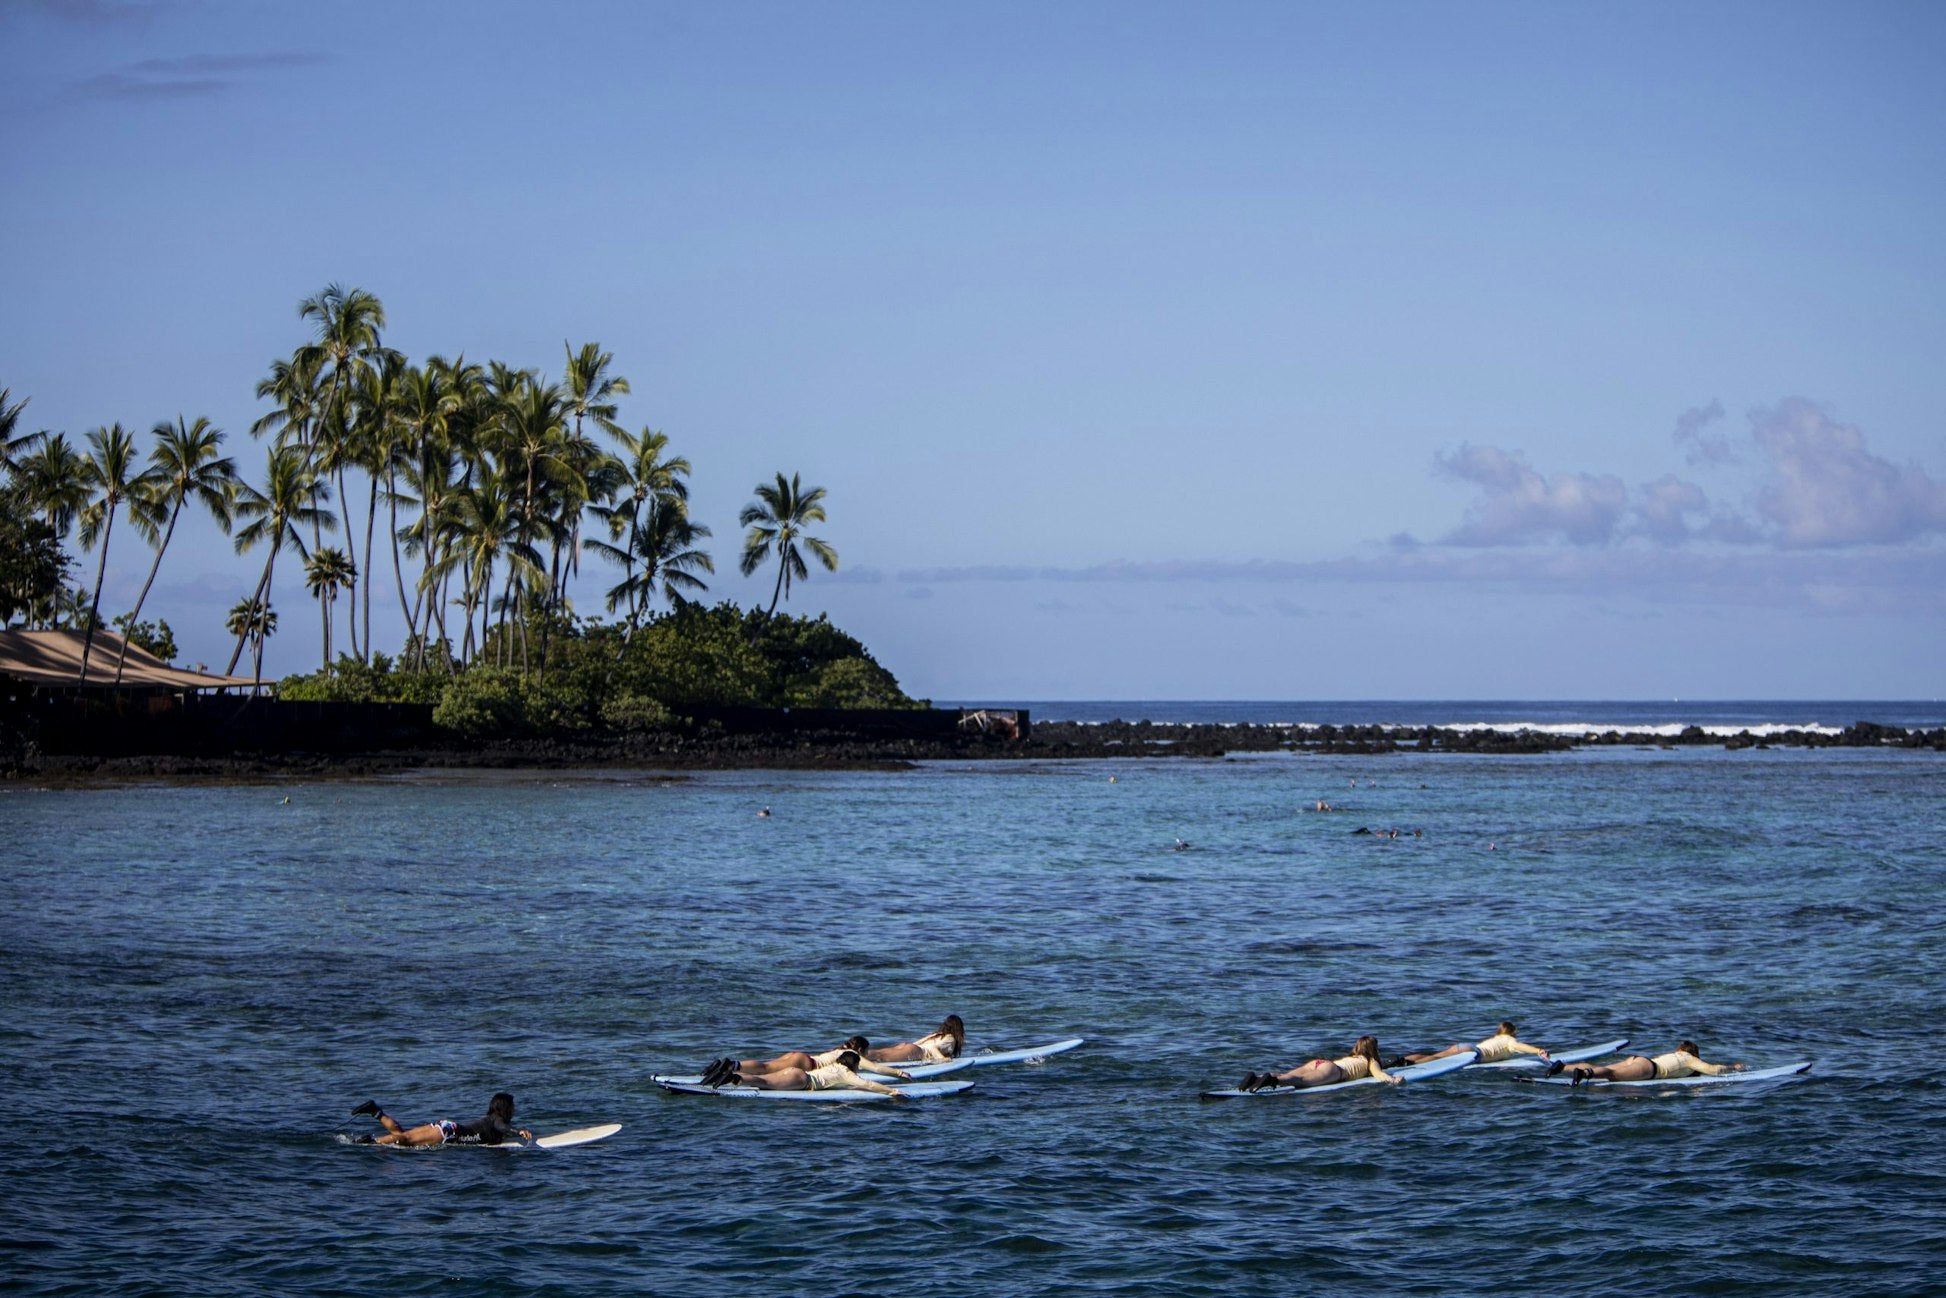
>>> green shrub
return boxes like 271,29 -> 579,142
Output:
599,691 -> 676,732
432,667 -> 527,737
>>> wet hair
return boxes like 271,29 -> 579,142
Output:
937,1014 -> 965,1058
835,1050 -> 862,1070
488,1093 -> 515,1121
1677,1040 -> 1700,1056
842,1036 -> 871,1054
1352,1035 -> 1381,1062
1498,1021 -> 1517,1037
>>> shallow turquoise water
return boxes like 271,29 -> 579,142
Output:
4,746 -> 1944,1295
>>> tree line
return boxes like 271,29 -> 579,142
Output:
0,285 -> 916,725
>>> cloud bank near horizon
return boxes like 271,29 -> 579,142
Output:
1419,399 -> 1946,552
832,398 -> 1945,615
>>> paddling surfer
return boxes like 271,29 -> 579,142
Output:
712,1050 -> 908,1098
698,1015 -> 963,1083
350,1092 -> 532,1146
701,1036 -> 915,1084
1546,1040 -> 1746,1086
863,1014 -> 965,1065
1393,1021 -> 1551,1067
1239,1035 -> 1401,1092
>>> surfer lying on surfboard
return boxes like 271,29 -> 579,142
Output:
1545,1040 -> 1746,1086
710,1050 -> 909,1098
349,1092 -> 533,1145
863,1014 -> 965,1065
698,1015 -> 964,1084
1392,1021 -> 1552,1067
698,1036 -> 917,1086
1239,1035 -> 1401,1092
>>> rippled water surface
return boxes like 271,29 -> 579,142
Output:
5,746 -> 1944,1295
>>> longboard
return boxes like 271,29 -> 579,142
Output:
1524,1060 -> 1812,1087
534,1123 -> 623,1148
652,1057 -> 972,1087
655,1078 -> 975,1102
343,1122 -> 622,1149
1470,1037 -> 1630,1069
1202,1049 -> 1477,1098
963,1038 -> 1085,1066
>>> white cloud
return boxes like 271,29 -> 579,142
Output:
1749,398 -> 1946,547
1433,444 -> 1627,547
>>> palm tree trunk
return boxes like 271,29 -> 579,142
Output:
78,505 -> 117,684
338,466 -> 360,661
363,471 -> 379,663
227,544 -> 278,675
766,556 -> 788,620
388,467 -> 415,651
250,538 -> 283,691
115,500 -> 181,684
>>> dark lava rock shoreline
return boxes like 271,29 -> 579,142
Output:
11,718 -> 1943,783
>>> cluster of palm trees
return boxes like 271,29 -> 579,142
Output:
0,281 -> 843,690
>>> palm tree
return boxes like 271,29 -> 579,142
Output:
76,423 -> 150,682
587,428 -> 700,632
0,386 -> 37,472
114,416 -> 237,684
590,497 -> 713,636
224,596 -> 277,683
14,432 -> 89,541
229,447 -> 333,683
303,547 -> 357,672
387,361 -> 454,649
739,471 -> 838,622
437,475 -> 540,667
9,433 -> 88,628
294,284 -> 391,657
558,342 -> 630,608
348,354 -> 404,663
251,351 -> 325,456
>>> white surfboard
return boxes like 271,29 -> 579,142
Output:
652,1057 -> 972,1087
1202,1049 -> 1477,1098
344,1122 -> 622,1149
964,1038 -> 1085,1066
655,1078 -> 976,1102
1470,1037 -> 1631,1069
1525,1060 -> 1812,1087
533,1123 -> 623,1148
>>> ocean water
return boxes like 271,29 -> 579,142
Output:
978,698 -> 1946,735
4,727 -> 1945,1295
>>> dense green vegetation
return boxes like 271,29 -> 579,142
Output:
278,603 -> 922,737
0,286 -> 924,724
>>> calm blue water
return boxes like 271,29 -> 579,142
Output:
5,736 -> 1945,1295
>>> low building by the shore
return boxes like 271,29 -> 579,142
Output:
0,629 -> 257,693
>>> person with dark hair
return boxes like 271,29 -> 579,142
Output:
350,1092 -> 532,1145
1239,1035 -> 1400,1092
1545,1040 -> 1746,1086
700,1036 -> 914,1086
863,1014 -> 964,1065
1393,1020 -> 1551,1067
712,1050 -> 908,1098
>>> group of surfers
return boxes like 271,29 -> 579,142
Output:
344,1016 -> 968,1141
345,1015 -> 1748,1144
1235,1020 -> 1748,1092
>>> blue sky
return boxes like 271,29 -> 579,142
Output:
3,0 -> 1942,699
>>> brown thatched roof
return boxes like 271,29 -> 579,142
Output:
0,629 -> 258,690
